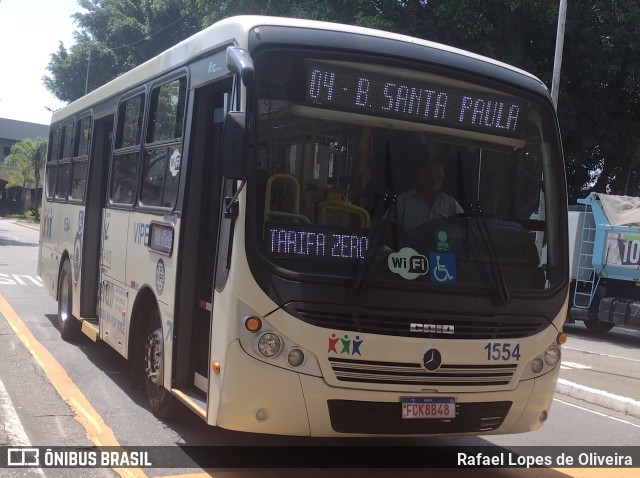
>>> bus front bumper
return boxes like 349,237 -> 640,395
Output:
215,340 -> 558,437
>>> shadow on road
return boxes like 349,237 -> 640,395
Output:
38,313 -> 635,477
563,321 -> 640,352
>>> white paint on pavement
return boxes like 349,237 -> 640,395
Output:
563,345 -> 640,363
556,378 -> 640,420
0,378 -> 30,446
560,361 -> 591,369
0,273 -> 43,287
0,379 -> 46,476
554,398 -> 640,429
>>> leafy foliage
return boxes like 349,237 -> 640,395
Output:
44,0 -> 200,101
560,0 -> 640,200
4,137 -> 47,219
44,0 -> 640,201
4,136 -> 47,188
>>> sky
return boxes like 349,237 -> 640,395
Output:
0,0 -> 82,126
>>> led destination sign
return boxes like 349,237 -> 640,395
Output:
306,61 -> 525,139
267,225 -> 368,261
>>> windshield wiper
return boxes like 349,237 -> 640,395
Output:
464,203 -> 511,305
350,141 -> 397,294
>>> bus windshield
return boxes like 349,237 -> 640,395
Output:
249,54 -> 563,293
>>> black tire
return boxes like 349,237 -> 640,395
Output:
57,259 -> 81,341
583,319 -> 615,334
144,307 -> 176,419
128,320 -> 146,390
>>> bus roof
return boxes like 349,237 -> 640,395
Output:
51,15 -> 546,124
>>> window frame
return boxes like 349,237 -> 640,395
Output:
68,113 -> 92,203
54,120 -> 74,201
109,88 -> 147,207
139,72 -> 188,211
45,126 -> 61,200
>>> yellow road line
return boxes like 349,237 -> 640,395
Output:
550,470 -> 640,478
160,475 -> 211,478
2,294 -> 639,478
0,293 -> 146,478
158,469 -> 640,478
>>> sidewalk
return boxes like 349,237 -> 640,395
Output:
557,342 -> 640,421
14,219 -> 40,231
556,378 -> 640,420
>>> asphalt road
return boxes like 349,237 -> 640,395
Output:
0,218 -> 639,478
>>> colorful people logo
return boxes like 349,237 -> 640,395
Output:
42,207 -> 54,241
328,333 -> 363,355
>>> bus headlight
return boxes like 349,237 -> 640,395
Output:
287,348 -> 305,367
544,344 -> 561,366
258,333 -> 282,357
237,311 -> 323,377
521,341 -> 562,380
530,357 -> 544,374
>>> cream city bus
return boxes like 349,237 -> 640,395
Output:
38,15 -> 568,436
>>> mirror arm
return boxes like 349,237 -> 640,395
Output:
226,47 -> 255,87
225,180 -> 246,218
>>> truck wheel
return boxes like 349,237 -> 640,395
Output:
583,319 -> 615,334
57,259 -> 81,341
144,307 -> 175,419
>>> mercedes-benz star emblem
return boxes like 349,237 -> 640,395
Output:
423,349 -> 442,371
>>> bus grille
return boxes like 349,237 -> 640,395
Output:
329,357 -> 516,387
328,399 -> 512,434
284,302 -> 548,339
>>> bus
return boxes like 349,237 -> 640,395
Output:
37,15 -> 568,437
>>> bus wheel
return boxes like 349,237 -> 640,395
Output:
583,319 -> 615,334
144,308 -> 175,418
57,259 -> 81,341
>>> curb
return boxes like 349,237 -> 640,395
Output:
13,220 -> 40,231
556,378 -> 640,420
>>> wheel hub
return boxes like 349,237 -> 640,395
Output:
145,328 -> 164,386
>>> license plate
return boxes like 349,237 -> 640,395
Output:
401,397 -> 456,419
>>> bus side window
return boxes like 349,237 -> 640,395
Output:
55,121 -> 74,200
141,77 -> 186,209
70,115 -> 91,202
112,153 -> 139,205
46,127 -> 61,200
110,93 -> 144,205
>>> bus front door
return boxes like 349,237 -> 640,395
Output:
174,81 -> 231,416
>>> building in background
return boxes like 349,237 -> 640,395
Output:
0,118 -> 48,216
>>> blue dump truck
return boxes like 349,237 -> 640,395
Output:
568,192 -> 640,333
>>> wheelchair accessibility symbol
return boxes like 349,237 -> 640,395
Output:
429,252 -> 456,284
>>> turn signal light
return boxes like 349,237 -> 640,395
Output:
556,332 -> 567,345
245,316 -> 262,333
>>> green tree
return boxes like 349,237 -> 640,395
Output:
44,0 -> 640,201
559,0 -> 640,201
44,0 -> 201,102
4,137 -> 48,219
190,0 -> 405,31
429,0 -> 558,77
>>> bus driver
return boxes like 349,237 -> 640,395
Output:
392,160 -> 463,234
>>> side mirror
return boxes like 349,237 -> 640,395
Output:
222,112 -> 256,180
